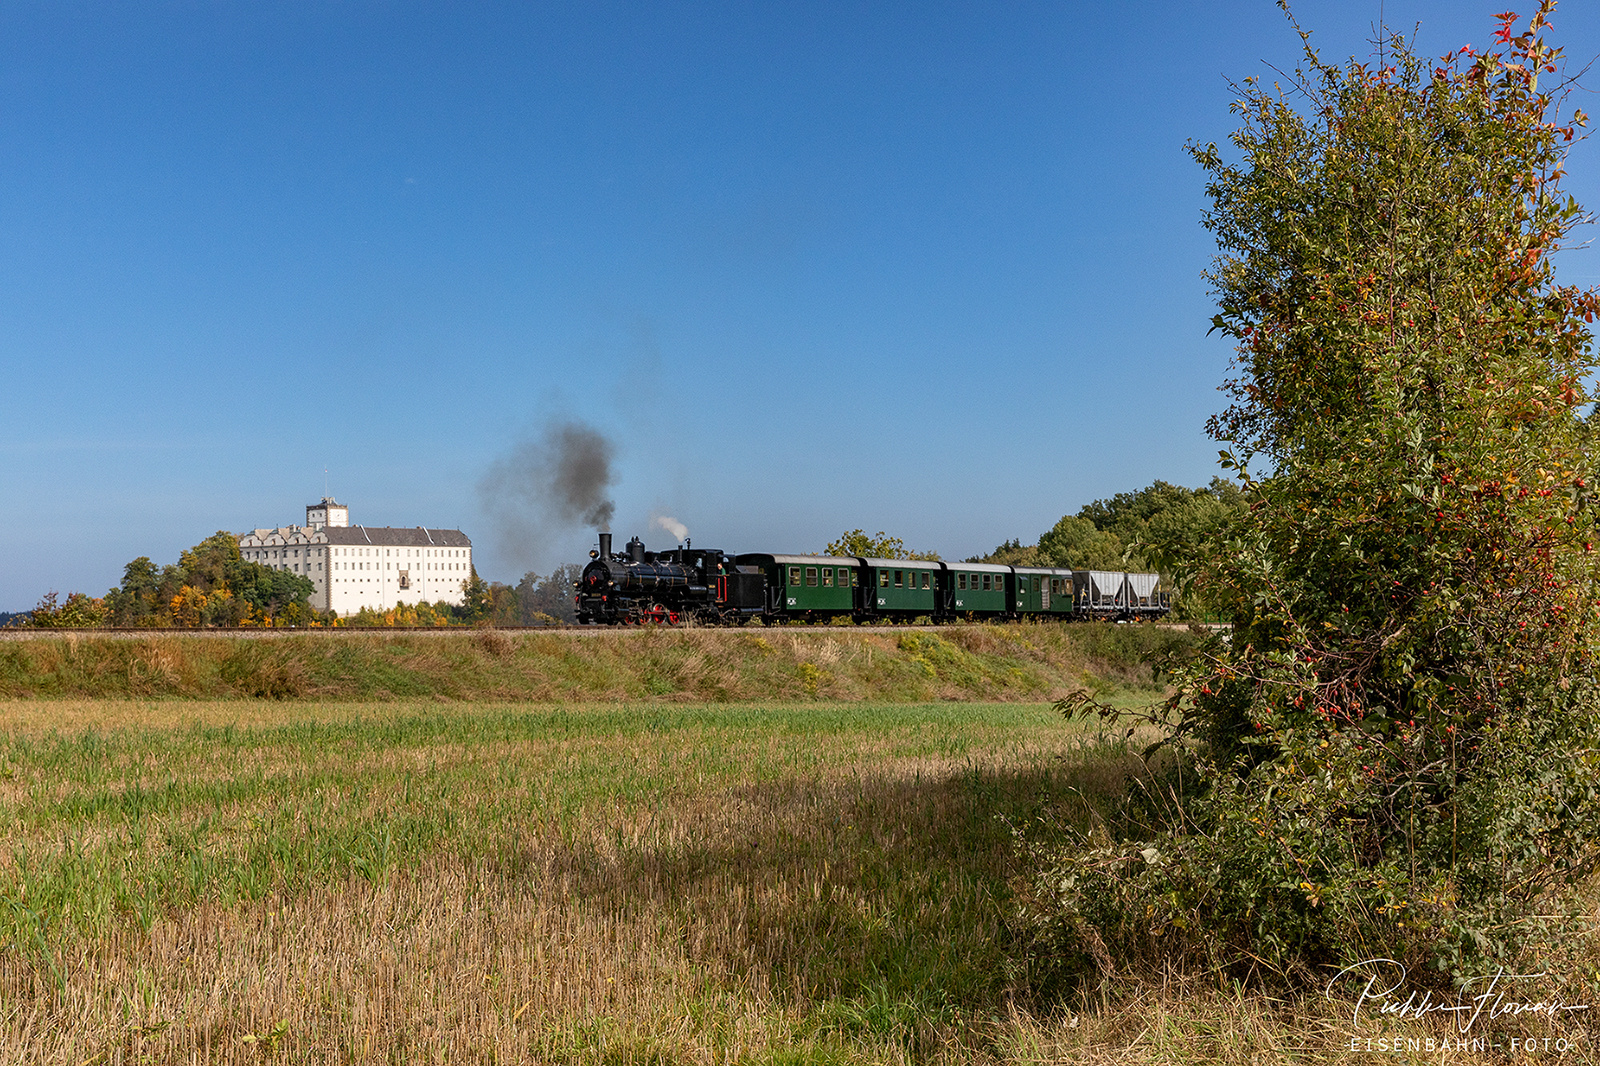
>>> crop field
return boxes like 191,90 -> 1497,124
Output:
0,698 -> 1116,1064
2,689 -> 1587,1061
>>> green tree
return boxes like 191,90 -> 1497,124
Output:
104,556 -> 159,625
457,568 -> 495,624
970,480 -> 1246,618
966,538 -> 1041,566
1133,481 -> 1247,619
486,581 -> 521,625
1039,5 -> 1600,985
1076,480 -> 1200,538
1036,515 -> 1128,571
515,564 -> 582,624
824,529 -> 940,561
232,566 -> 315,625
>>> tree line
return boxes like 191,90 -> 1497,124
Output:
13,532 -> 583,629
25,532 -> 322,628
970,478 -> 1245,618
827,479 -> 1249,621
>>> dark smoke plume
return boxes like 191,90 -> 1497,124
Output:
543,422 -> 616,527
479,420 -> 618,568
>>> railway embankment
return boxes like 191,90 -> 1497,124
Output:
0,623 -> 1200,701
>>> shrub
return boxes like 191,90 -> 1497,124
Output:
1029,4 -> 1600,990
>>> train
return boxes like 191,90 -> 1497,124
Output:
575,532 -> 1169,625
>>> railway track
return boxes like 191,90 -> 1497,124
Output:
0,621 -> 1218,642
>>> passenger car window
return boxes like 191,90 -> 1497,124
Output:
789,567 -> 801,586
879,571 -> 889,588
806,567 -> 818,586
822,569 -> 834,587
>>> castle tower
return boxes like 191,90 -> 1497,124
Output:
306,497 -> 349,530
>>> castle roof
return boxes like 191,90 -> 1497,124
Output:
322,526 -> 471,548
237,525 -> 469,547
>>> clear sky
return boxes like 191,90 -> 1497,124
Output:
5,1 -> 1600,609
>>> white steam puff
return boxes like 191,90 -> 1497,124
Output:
652,515 -> 689,542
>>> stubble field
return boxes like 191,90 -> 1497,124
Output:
2,631 -> 1592,1063
1,698 -> 1142,1064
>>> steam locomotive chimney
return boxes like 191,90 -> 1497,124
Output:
598,532 -> 612,558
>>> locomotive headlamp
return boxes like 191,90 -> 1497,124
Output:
589,550 -> 599,559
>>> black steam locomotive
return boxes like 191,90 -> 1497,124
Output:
575,532 -> 1170,625
575,533 -> 765,626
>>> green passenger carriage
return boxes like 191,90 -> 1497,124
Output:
861,558 -> 941,620
734,554 -> 859,622
945,562 -> 1011,616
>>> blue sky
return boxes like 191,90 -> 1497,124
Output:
4,1 -> 1600,609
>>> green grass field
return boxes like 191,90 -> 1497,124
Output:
2,695 -> 1586,1064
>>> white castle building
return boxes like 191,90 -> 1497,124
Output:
236,498 -> 474,616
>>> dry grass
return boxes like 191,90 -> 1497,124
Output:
3,697 -> 1590,1064
997,984 -> 1600,1064
0,623 -> 1195,702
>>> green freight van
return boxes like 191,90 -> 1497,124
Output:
1013,567 -> 1075,617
